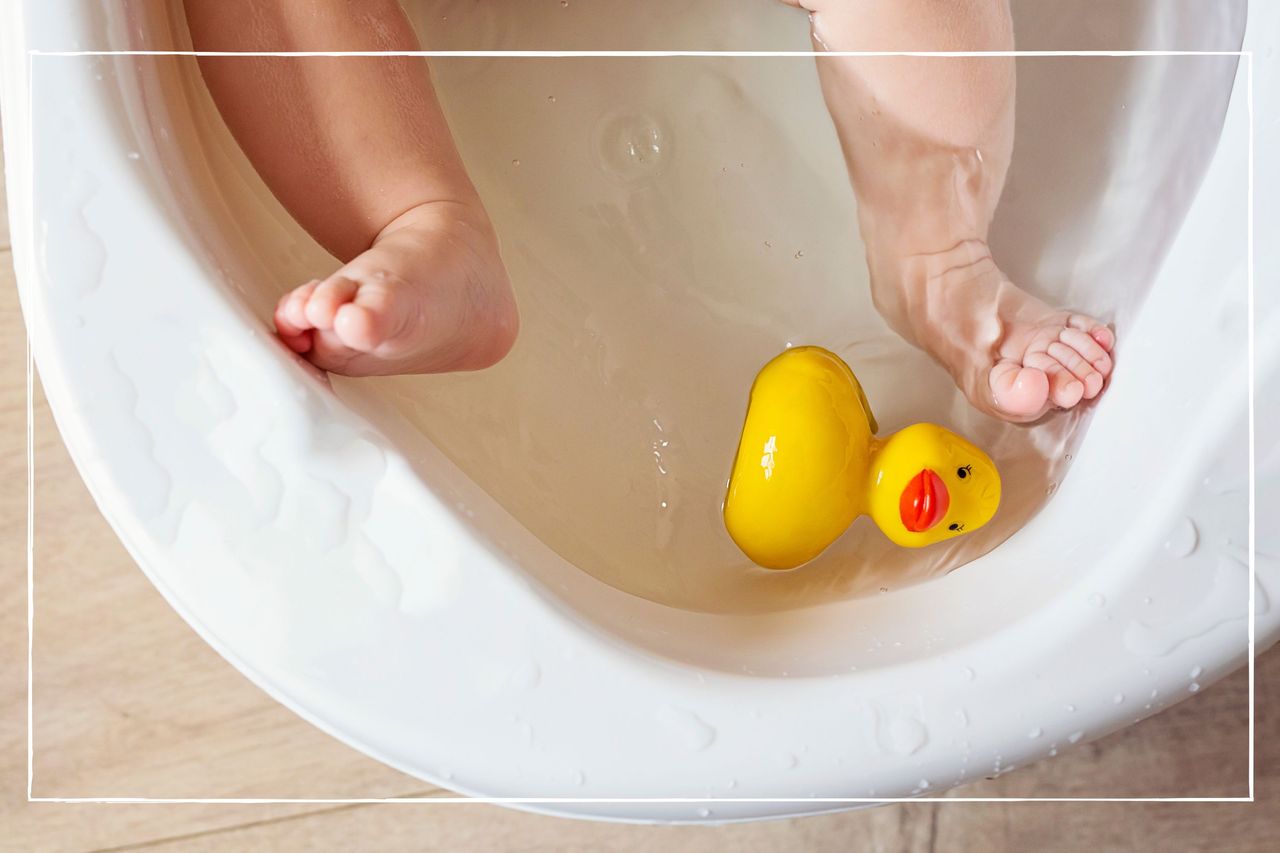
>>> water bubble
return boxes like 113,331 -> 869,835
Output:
596,112 -> 670,184
1124,555 -> 1249,657
887,716 -> 929,755
656,706 -> 717,751
1164,518 -> 1199,557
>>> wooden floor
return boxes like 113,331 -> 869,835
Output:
1,141 -> 1277,852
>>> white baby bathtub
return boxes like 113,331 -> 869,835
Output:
4,0 -> 1279,823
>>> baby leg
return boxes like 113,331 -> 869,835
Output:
784,0 -> 1114,422
185,0 -> 517,375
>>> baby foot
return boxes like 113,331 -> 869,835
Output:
777,0 -> 1112,422
273,202 -> 518,376
898,241 -> 1114,423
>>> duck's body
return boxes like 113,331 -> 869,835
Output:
724,347 -> 1001,570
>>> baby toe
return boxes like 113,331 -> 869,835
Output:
281,280 -> 320,332
990,359 -> 1050,420
334,279 -> 415,352
1067,314 -> 1115,352
1048,340 -> 1103,399
274,282 -> 321,352
1059,327 -> 1112,376
1026,350 -> 1084,409
304,276 -> 360,331
332,302 -> 386,352
304,328 -> 359,373
1091,326 -> 1116,352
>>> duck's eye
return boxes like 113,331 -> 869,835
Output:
956,464 -> 972,480
948,522 -> 964,532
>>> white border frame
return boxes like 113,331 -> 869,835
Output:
22,47 -> 1255,810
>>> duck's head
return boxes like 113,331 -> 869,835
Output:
866,423 -> 1001,547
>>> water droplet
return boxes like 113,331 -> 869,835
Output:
1065,704 -> 1076,713
1028,727 -> 1043,739
511,158 -> 521,167
572,769 -> 586,785
596,112 -> 670,184
782,752 -> 799,769
1124,555 -> 1249,656
1046,481 -> 1057,496
961,666 -> 976,681
794,250 -> 805,259
696,807 -> 711,818
1113,693 -> 1125,704
1164,518 -> 1199,557
655,706 -> 717,751
1189,682 -> 1201,693
1143,596 -> 1154,605
547,94 -> 557,102
126,150 -> 141,161
1067,731 -> 1085,744
885,715 -> 929,755
1190,665 -> 1203,679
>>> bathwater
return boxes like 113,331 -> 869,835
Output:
163,0 -> 1240,613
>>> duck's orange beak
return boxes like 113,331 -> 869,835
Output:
899,468 -> 950,533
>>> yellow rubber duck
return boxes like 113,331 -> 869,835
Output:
724,346 -> 1001,570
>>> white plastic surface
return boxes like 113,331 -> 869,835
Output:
2,0 -> 1276,824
